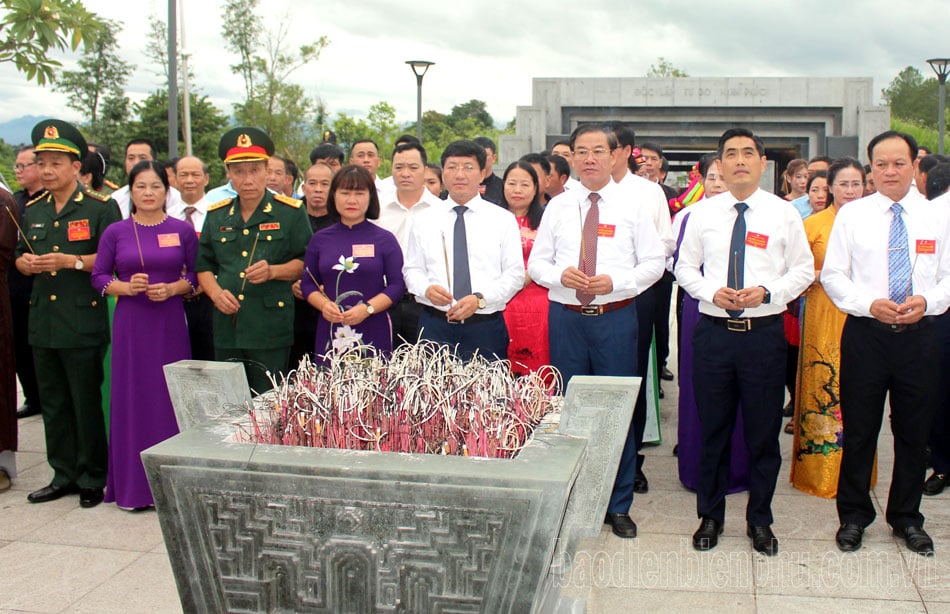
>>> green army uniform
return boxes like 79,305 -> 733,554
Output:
17,185 -> 122,491
197,190 -> 311,391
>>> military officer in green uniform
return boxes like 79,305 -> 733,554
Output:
197,128 -> 312,392
15,120 -> 121,507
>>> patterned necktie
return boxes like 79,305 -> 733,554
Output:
184,206 -> 197,228
726,202 -> 748,318
888,203 -> 912,303
576,192 -> 600,305
452,206 -> 472,299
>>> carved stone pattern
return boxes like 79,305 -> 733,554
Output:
187,486 -> 525,613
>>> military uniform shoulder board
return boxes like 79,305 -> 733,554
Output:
207,197 -> 234,212
83,188 -> 110,202
25,190 -> 49,207
273,193 -> 303,208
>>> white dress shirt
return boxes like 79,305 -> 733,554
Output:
675,188 -> 814,318
372,188 -> 442,254
403,194 -> 523,313
168,195 -> 210,235
821,189 -> 950,318
565,176 -> 583,191
528,179 -> 667,305
618,171 -> 675,257
113,184 -> 185,220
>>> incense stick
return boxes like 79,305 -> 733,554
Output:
5,205 -> 34,254
238,230 -> 260,297
441,231 -> 452,293
131,216 -> 145,271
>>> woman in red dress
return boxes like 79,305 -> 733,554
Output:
500,161 -> 548,376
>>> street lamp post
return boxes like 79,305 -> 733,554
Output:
927,58 -> 950,155
406,60 -> 434,142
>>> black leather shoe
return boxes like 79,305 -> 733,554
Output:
893,526 -> 934,555
923,472 -> 948,496
604,513 -> 638,538
16,404 -> 40,419
692,517 -> 723,551
633,470 -> 649,494
782,400 -> 794,417
835,523 -> 864,552
27,483 -> 79,503
79,488 -> 105,508
658,386 -> 665,399
747,524 -> 779,556
660,366 -> 674,381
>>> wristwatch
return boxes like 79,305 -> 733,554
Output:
474,292 -> 487,309
74,256 -> 84,270
365,303 -> 375,315
759,286 -> 771,304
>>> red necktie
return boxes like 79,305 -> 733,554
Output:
576,192 -> 600,305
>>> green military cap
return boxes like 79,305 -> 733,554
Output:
219,127 -> 274,164
31,119 -> 87,158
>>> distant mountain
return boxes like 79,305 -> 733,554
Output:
0,115 -> 47,146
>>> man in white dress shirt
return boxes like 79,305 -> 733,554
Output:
374,141 -> 442,345
111,138 -> 185,219
822,131 -> 950,556
404,140 -> 523,360
528,123 -> 666,539
675,128 -> 813,556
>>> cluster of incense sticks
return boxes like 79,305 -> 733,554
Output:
236,340 -> 562,459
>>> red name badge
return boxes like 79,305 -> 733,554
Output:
917,239 -> 936,254
157,233 -> 181,248
597,224 -> 616,238
746,232 -> 769,249
352,243 -> 375,258
259,222 -> 280,231
67,219 -> 90,242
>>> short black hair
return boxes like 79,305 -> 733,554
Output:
394,134 -> 420,147
80,150 -> 106,191
717,128 -> 765,157
546,154 -> 570,178
806,169 -> 828,193
125,138 -> 158,160
441,140 -> 487,170
17,144 -> 35,155
808,155 -> 833,166
327,165 -> 380,221
660,157 -> 669,174
603,121 -> 636,149
918,153 -> 948,175
520,152 -> 550,175
309,143 -> 344,165
639,141 -> 664,157
867,130 -> 918,161
697,152 -> 720,178
473,136 -> 496,154
349,139 -> 379,155
926,162 -> 950,200
392,142 -> 428,165
569,124 -> 619,149
284,158 -> 299,182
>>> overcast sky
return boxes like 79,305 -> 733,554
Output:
0,0 -> 945,133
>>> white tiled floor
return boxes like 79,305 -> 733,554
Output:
3,342 -> 947,612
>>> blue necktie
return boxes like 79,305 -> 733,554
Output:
888,203 -> 912,303
726,202 -> 748,318
453,206 -> 472,299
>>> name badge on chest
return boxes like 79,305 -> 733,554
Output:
352,243 -> 375,258
67,219 -> 90,241
745,232 -> 769,249
158,233 -> 181,248
597,224 -> 616,238
916,239 -> 936,254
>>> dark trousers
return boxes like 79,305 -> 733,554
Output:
390,294 -> 422,347
11,294 -> 40,408
216,346 -> 290,394
290,297 -> 318,370
930,312 -> 950,475
33,345 -> 108,489
633,287 -> 656,473
652,270 -> 674,367
418,308 -> 508,361
837,316 -> 937,529
693,316 -> 785,525
184,294 -> 215,362
549,301 -> 638,513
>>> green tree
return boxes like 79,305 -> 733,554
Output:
0,0 -> 104,85
882,66 -> 943,129
55,18 -> 131,125
646,57 -> 688,78
142,12 -> 195,87
447,99 -> 493,132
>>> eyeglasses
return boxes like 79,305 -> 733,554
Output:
833,181 -> 864,189
444,163 -> 478,173
573,148 -> 614,159
12,162 -> 35,172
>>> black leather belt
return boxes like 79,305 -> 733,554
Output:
421,304 -> 500,325
852,315 -> 934,334
703,314 -> 782,332
563,297 -> 635,317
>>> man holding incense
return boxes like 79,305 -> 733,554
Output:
196,128 -> 311,392
14,119 -> 121,507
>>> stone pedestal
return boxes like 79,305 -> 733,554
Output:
145,370 -> 639,612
